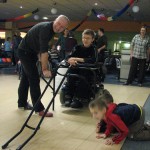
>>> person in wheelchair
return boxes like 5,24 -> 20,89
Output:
64,29 -> 96,108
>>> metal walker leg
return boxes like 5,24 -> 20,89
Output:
2,65 -> 69,150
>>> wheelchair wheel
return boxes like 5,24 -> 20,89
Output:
60,89 -> 65,104
95,84 -> 104,98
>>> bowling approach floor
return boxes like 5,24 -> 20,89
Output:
0,74 -> 150,150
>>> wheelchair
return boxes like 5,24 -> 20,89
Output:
59,62 -> 104,108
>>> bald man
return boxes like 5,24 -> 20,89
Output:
17,15 -> 69,117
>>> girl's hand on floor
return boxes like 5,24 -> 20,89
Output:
96,133 -> 106,139
105,139 -> 114,145
96,123 -> 101,133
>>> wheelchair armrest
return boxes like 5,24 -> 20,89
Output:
75,63 -> 103,70
75,63 -> 96,68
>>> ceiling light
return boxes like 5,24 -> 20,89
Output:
43,17 -> 48,20
94,3 -> 98,6
20,6 -> 23,9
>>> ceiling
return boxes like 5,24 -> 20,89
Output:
0,0 -> 149,23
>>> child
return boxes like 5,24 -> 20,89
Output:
95,90 -> 114,133
89,95 -> 150,145
65,29 -> 96,108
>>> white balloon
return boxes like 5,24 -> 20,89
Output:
132,6 -> 140,13
34,15 -> 39,20
51,8 -> 57,14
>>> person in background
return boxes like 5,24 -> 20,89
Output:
96,28 -> 108,82
55,29 -> 69,60
4,37 -> 12,57
12,35 -> 17,65
0,37 -> 4,48
55,29 -> 77,60
124,26 -> 150,86
65,31 -> 77,56
97,28 -> 107,63
17,15 -> 69,117
12,32 -> 22,66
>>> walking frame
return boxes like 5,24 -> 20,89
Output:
2,62 -> 69,150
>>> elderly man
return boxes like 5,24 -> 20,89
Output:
17,15 -> 69,117
124,26 -> 150,86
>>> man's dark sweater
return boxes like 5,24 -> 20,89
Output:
18,22 -> 55,54
96,35 -> 107,62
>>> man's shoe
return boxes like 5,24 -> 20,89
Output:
24,103 -> 33,110
18,102 -> 33,110
70,100 -> 83,109
64,95 -> 72,107
65,101 -> 72,107
38,111 -> 53,117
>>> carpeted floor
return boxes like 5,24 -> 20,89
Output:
121,95 -> 150,150
104,73 -> 150,88
0,66 -> 16,74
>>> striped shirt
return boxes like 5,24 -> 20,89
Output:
131,34 -> 150,59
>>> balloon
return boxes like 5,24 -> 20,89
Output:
51,8 -> 57,14
2,58 -> 7,62
132,6 -> 140,13
107,17 -> 113,21
34,15 -> 39,20
6,58 -> 11,63
92,0 -> 135,21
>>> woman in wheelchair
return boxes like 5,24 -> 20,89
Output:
63,29 -> 97,108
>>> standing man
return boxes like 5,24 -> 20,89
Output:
15,32 -> 22,59
96,28 -> 108,82
55,29 -> 69,60
97,28 -> 107,63
17,15 -> 69,117
12,32 -> 22,69
124,26 -> 150,86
